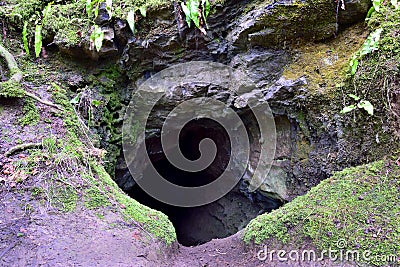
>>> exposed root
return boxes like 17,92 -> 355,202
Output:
25,91 -> 63,110
0,43 -> 23,83
0,241 -> 19,260
0,43 -> 63,109
4,142 -> 42,157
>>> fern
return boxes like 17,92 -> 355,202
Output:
349,28 -> 382,75
22,21 -> 29,56
127,9 -> 136,34
181,0 -> 210,34
90,25 -> 104,52
126,6 -> 147,34
34,24 -> 42,58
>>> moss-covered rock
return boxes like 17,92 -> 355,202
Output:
0,80 -> 25,98
244,158 -> 400,266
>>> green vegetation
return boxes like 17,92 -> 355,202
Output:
31,187 -> 45,197
22,21 -> 30,55
367,0 -> 399,16
181,0 -> 210,34
51,82 -> 176,244
349,28 -> 382,76
0,80 -> 25,98
19,98 -> 40,126
282,23 -> 367,94
244,7 -> 400,265
1,0 -> 213,54
283,3 -> 399,166
345,4 -> 400,135
1,0 -> 171,55
241,0 -> 337,47
5,77 -> 176,244
340,94 -> 374,116
84,187 -> 110,209
51,184 -> 79,212
244,159 -> 400,266
89,25 -> 105,52
126,5 -> 147,35
90,162 -> 177,244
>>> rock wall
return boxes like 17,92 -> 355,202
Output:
19,0 -> 398,202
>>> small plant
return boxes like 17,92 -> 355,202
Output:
126,6 -> 147,34
86,0 -> 112,19
367,0 -> 399,18
340,94 -> 374,116
21,2 -> 52,58
34,24 -> 43,58
87,0 -> 113,52
353,0 -> 399,73
89,25 -> 104,52
181,0 -> 211,34
22,21 -> 29,56
36,2 -> 52,58
349,28 -> 382,75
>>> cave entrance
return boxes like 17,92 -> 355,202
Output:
126,118 -> 283,246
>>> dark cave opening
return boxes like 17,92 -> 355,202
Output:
126,118 -> 283,246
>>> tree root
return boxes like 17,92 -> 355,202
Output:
0,43 -> 62,110
0,43 -> 23,83
4,142 -> 42,157
25,91 -> 63,110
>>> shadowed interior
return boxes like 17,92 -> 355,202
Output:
127,118 -> 282,246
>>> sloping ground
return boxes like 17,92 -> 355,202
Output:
0,54 -> 175,266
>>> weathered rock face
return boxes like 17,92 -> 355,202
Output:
45,0 -> 382,203
339,0 -> 371,26
104,1 -> 376,202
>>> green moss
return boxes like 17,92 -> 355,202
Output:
113,0 -> 170,18
53,28 -> 82,48
0,80 -> 25,98
242,0 -> 337,47
90,162 -> 176,245
337,5 -> 400,152
8,0 -> 48,25
31,187 -> 45,197
51,82 -> 176,245
244,160 -> 400,266
85,65 -> 126,175
19,98 -> 40,126
96,213 -> 105,219
282,23 -> 368,94
52,83 -> 81,133
84,187 -> 110,209
5,0 -> 171,45
284,5 -> 399,170
52,184 -> 79,212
